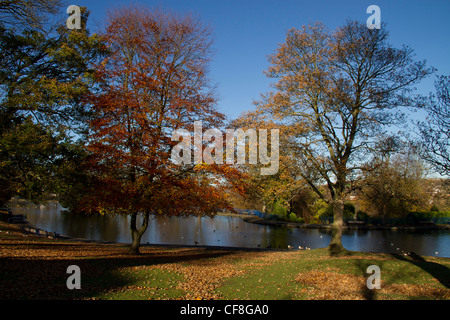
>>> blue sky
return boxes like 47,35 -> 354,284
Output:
73,0 -> 450,120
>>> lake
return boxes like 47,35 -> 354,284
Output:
10,201 -> 450,258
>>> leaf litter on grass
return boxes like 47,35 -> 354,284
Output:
2,221 -> 449,301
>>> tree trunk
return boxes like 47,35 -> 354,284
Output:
129,211 -> 150,255
328,198 -> 346,255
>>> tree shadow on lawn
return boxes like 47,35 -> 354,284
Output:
0,243 -> 238,300
350,250 -> 450,300
389,252 -> 450,289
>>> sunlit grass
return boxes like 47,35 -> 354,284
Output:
1,222 -> 449,300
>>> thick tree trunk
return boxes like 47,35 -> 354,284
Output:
328,198 -> 346,255
129,211 -> 150,255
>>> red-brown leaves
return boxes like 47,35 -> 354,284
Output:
83,6 -> 244,218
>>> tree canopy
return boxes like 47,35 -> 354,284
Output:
0,4 -> 105,205
418,75 -> 450,176
82,6 -> 246,254
1,2 -> 447,257
248,20 -> 433,253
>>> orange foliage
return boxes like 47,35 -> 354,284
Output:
81,6 -> 247,217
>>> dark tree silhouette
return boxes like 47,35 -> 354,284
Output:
418,75 -> 450,176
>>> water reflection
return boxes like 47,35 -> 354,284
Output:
9,201 -> 450,258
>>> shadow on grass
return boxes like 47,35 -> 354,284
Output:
350,250 -> 450,300
0,244 -> 237,300
389,252 -> 450,289
349,256 -> 383,300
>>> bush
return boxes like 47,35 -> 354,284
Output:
344,202 -> 355,218
404,210 -> 450,223
317,202 -> 355,218
288,212 -> 305,223
272,201 -> 288,219
430,205 -> 440,212
437,210 -> 450,217
317,203 -> 333,217
356,210 -> 368,220
411,209 -> 450,218
406,212 -> 421,224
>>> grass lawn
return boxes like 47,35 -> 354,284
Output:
0,221 -> 449,300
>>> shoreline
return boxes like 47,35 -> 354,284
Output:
1,216 -> 449,258
241,215 -> 450,231
5,210 -> 450,239
2,210 -> 449,256
0,220 -> 282,253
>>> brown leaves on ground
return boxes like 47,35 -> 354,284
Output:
296,270 -> 368,300
155,258 -> 245,299
154,250 -> 298,299
385,283 -> 450,300
1,222 -> 449,300
295,270 -> 450,300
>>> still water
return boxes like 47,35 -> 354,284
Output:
11,201 -> 450,258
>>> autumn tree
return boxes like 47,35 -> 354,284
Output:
230,110 -> 313,220
0,7 -> 104,133
0,5 -> 105,205
253,20 -> 433,253
358,142 -> 429,220
418,75 -> 450,176
84,6 -> 245,254
0,0 -> 63,30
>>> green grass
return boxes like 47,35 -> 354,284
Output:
1,222 -> 449,300
216,249 -> 450,300
86,268 -> 185,300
